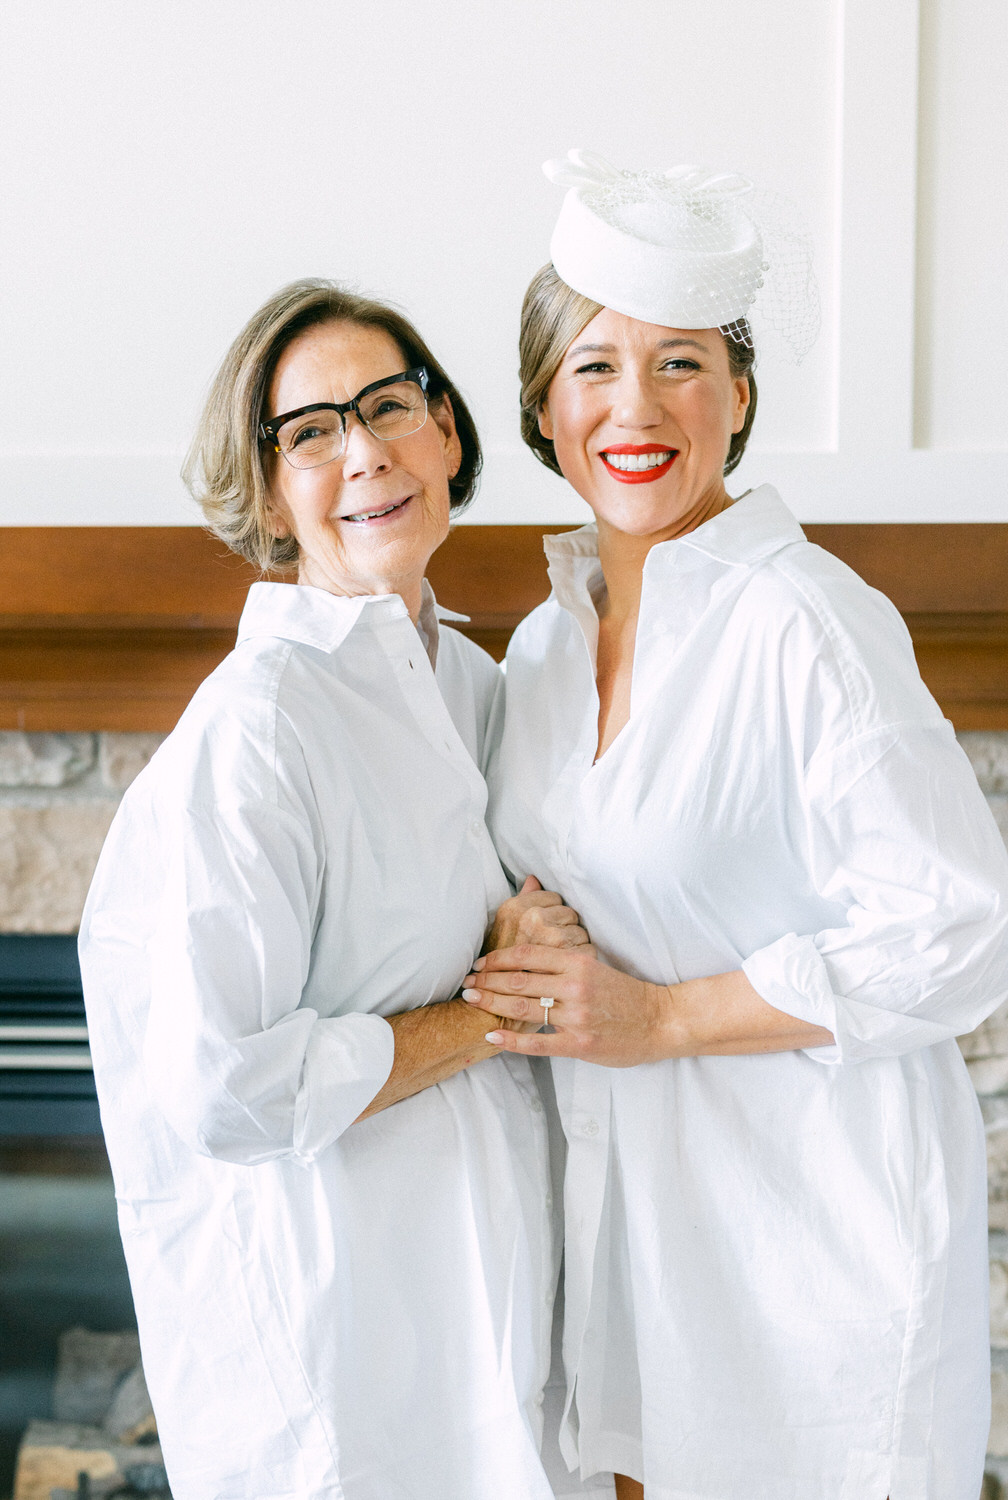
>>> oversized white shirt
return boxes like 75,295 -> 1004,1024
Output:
487,488 -> 1008,1500
79,581 -> 558,1500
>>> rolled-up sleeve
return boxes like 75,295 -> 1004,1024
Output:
742,722 -> 1008,1064
87,710 -> 394,1166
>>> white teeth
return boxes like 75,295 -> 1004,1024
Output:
602,451 -> 673,471
346,499 -> 407,522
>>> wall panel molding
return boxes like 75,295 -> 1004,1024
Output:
1,525 -> 1007,731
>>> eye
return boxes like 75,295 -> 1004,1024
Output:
280,410 -> 342,450
660,358 -> 701,374
573,361 -> 614,376
370,395 -> 411,417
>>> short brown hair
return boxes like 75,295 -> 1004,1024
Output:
518,263 -> 757,480
183,279 -> 483,570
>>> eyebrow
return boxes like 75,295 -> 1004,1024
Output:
565,337 -> 709,360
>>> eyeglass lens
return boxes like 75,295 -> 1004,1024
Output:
276,378 -> 427,469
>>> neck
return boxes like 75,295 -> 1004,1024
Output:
297,560 -> 424,622
596,484 -> 732,623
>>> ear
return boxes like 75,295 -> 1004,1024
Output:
537,401 -> 554,442
266,499 -> 292,540
731,375 -> 751,435
432,392 -> 463,480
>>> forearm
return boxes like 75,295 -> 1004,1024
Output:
656,969 -> 834,1057
464,946 -> 834,1066
355,999 -> 502,1121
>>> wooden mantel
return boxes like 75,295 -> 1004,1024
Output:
2,524 -> 1008,731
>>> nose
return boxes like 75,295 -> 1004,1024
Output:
340,412 -> 392,479
611,369 -> 665,429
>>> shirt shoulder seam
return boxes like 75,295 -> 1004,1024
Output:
763,547 -> 871,738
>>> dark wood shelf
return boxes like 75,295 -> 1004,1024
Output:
2,524 -> 1007,730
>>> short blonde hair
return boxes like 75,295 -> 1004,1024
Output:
183,278 -> 483,571
518,264 -> 758,479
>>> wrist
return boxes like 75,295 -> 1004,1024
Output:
647,980 -> 689,1060
450,997 -> 505,1064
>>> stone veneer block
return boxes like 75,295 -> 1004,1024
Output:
969,1056 -> 1008,1096
98,733 -> 166,793
993,1259 -> 1008,1349
987,795 -> 1008,847
961,1005 -> 1008,1065
0,732 -> 95,788
962,1003 -> 1008,1095
986,1098 -> 1008,1233
0,802 -> 117,932
960,733 -> 1008,796
992,1366 -> 1008,1459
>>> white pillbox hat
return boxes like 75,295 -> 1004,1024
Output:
543,150 -> 819,360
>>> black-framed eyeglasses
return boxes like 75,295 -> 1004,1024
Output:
260,367 -> 430,470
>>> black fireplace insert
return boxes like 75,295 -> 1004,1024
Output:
0,934 -> 100,1137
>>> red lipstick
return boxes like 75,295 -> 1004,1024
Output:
599,443 -> 678,485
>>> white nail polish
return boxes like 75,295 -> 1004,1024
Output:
462,988 -> 481,1002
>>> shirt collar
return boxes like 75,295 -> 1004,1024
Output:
543,484 -> 804,610
418,578 -> 469,669
237,578 -> 467,665
671,485 -> 806,564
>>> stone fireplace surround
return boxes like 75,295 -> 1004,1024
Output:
4,522 -> 1008,1493
0,734 -> 161,934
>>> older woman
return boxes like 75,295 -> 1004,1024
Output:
78,278 -> 588,1500
466,154 -> 1008,1499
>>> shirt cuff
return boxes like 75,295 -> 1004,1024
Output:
741,933 -> 843,1065
292,1012 -> 396,1159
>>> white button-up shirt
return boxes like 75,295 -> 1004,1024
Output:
487,488 -> 1008,1500
79,581 -> 557,1500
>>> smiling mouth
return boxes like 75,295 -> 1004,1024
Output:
600,447 -> 677,484
343,496 -> 412,524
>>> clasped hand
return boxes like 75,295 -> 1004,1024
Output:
486,874 -> 591,953
465,921 -> 671,1067
482,876 -> 594,1035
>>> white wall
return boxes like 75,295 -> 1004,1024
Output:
0,0 -> 1004,525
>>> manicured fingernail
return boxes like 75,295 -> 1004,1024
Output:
485,1031 -> 504,1044
462,988 -> 481,1002
472,956 -> 486,971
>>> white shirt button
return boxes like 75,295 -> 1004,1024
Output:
469,820 -> 483,839
530,1096 -> 544,1114
582,1119 -> 599,1138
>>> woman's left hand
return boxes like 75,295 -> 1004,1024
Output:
462,944 -> 668,1067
